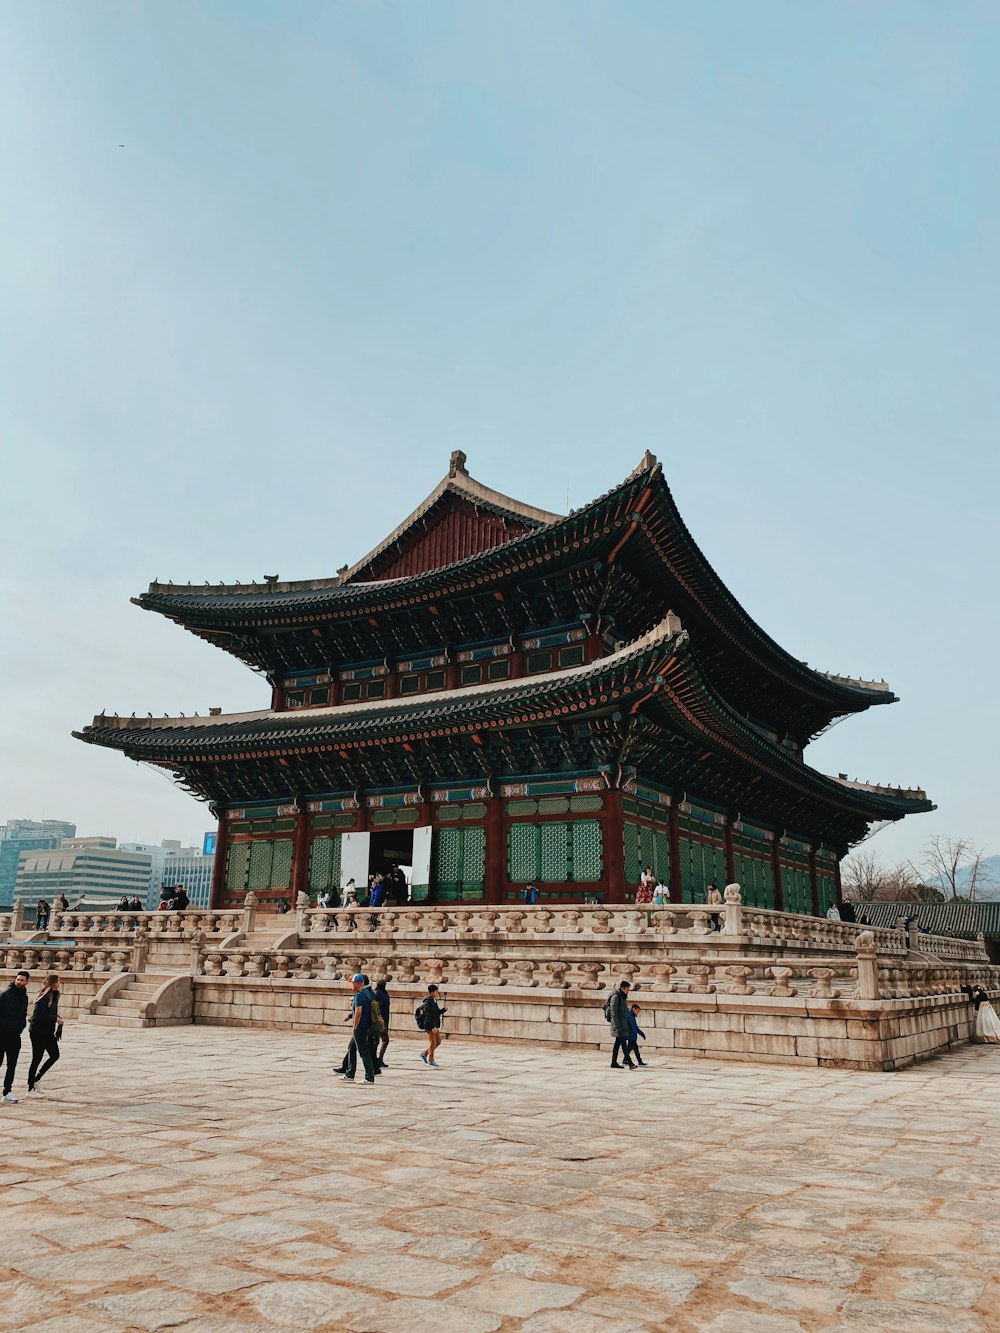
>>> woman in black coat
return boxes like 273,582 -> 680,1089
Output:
27,975 -> 63,1097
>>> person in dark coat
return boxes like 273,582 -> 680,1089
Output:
27,975 -> 63,1096
608,979 -> 635,1069
420,985 -> 446,1068
0,971 -> 30,1103
374,979 -> 391,1069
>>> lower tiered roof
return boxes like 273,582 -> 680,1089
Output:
75,617 -> 932,850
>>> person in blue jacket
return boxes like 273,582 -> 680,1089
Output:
626,1002 -> 648,1068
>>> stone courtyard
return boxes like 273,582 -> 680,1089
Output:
1,1026 -> 998,1333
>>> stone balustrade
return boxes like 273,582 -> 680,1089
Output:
298,901 -> 978,962
48,909 -> 243,938
2,944 -> 132,973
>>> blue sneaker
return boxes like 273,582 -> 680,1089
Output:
428,1061 -> 440,1068
420,1052 -> 428,1064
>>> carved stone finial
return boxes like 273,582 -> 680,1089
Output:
449,449 -> 468,478
723,883 -> 742,904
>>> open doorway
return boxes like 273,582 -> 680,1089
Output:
369,829 -> 413,899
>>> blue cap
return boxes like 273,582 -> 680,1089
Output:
352,973 -> 365,983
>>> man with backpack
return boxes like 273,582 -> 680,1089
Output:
417,984 -> 446,1068
604,979 -> 636,1069
339,974 -> 378,1084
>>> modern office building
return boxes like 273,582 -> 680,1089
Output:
158,848 -> 215,909
119,839 -> 207,909
14,837 -> 151,911
0,819 -> 77,907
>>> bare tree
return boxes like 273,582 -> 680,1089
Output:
842,851 -> 939,903
913,835 -> 997,903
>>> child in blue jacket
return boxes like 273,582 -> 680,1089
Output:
627,1003 -> 647,1068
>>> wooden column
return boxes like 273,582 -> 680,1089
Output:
834,854 -> 843,909
209,815 -> 228,910
668,803 -> 682,903
809,846 -> 820,917
485,796 -> 505,905
723,819 -> 735,886
771,837 -> 785,912
292,809 -> 311,902
604,791 -> 626,904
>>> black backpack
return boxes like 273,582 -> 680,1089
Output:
414,1003 -> 427,1031
602,993 -> 616,1022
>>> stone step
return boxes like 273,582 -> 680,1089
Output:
78,1012 -> 152,1029
103,997 -> 149,1013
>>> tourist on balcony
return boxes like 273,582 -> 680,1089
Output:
128,895 -> 143,912
116,895 -> 130,912
26,975 -> 63,1097
652,881 -> 667,906
826,903 -> 842,921
420,985 -> 446,1068
0,971 -> 30,1103
635,868 -> 655,904
341,879 -> 359,908
54,894 -> 68,915
607,979 -> 635,1069
369,876 -> 386,908
172,886 -> 189,912
317,888 -> 332,910
35,899 -> 51,931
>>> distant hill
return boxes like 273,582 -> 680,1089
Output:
942,855 -> 1000,901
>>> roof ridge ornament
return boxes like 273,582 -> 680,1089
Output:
449,449 -> 468,478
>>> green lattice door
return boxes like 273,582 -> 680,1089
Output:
623,822 -> 669,889
308,835 -> 342,893
678,836 -> 726,903
733,852 -> 774,908
432,826 -> 486,902
506,820 -> 602,883
780,858 -> 812,914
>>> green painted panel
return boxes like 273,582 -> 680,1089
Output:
623,821 -> 668,887
225,842 -> 250,894
571,820 -> 603,882
507,824 -> 537,883
308,835 -> 342,891
270,839 -> 294,890
678,836 -> 726,904
733,851 -> 774,908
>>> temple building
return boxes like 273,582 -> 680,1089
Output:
75,452 -> 932,912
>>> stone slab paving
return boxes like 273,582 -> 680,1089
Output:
0,1026 -> 998,1332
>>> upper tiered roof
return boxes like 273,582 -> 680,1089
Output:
135,453 -> 896,745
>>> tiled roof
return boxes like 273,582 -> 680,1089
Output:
856,901 -> 1000,939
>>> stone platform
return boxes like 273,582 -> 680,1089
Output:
3,899 -> 998,1071
0,1025 -> 998,1332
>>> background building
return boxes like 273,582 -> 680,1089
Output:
0,819 -> 76,907
14,837 -> 151,911
120,839 -> 216,909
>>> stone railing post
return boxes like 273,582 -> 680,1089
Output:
131,934 -> 149,974
243,891 -> 257,935
11,900 -> 24,931
189,927 -> 206,977
295,891 -> 310,937
722,883 -> 742,936
855,930 -> 881,1000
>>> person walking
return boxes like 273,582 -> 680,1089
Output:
26,975 -> 63,1097
420,985 -> 446,1068
0,971 -> 30,1103
340,974 -> 377,1084
626,1002 -> 648,1068
606,979 -> 635,1069
373,979 -> 391,1069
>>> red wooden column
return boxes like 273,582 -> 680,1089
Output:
667,803 -> 682,903
723,818 -> 735,886
604,791 -> 626,904
292,809 -> 311,902
809,846 -> 820,916
771,836 -> 785,912
209,815 -> 229,910
485,797 -> 505,905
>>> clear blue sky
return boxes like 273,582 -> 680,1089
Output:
1,2 -> 997,869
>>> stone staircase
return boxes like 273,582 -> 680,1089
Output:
79,971 -> 192,1029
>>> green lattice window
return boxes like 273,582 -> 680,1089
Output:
506,820 -> 602,883
733,851 -> 774,908
623,822 -> 669,888
817,871 -> 836,915
780,853 -> 812,915
432,826 -> 485,901
677,835 -> 726,903
308,835 -> 342,892
226,837 -> 294,895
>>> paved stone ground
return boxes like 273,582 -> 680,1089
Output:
1,1025 -> 998,1333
